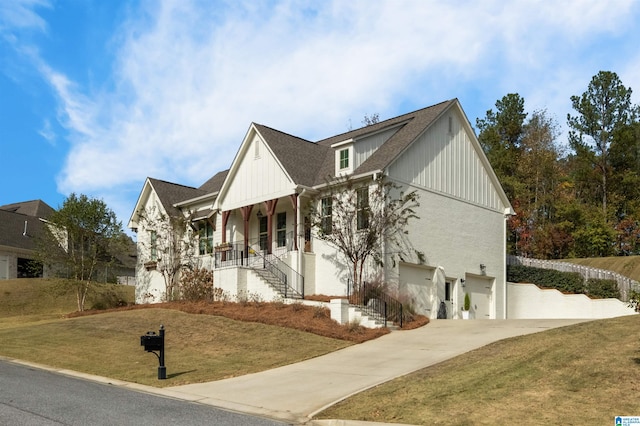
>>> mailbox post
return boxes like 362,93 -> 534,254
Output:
140,324 -> 166,380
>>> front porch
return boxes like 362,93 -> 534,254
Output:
211,238 -> 305,300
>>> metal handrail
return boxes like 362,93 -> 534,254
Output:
213,239 -> 304,298
347,280 -> 403,328
252,249 -> 304,299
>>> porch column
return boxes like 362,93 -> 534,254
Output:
221,211 -> 231,261
240,205 -> 253,259
265,199 -> 278,254
289,194 -> 298,251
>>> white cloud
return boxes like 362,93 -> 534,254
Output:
0,0 -> 50,34
12,0 -> 639,225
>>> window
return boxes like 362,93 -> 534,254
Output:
259,216 -> 268,251
276,212 -> 286,247
339,148 -> 349,169
356,187 -> 370,230
150,230 -> 157,261
198,222 -> 214,255
321,197 -> 332,234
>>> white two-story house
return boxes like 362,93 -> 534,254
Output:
128,99 -> 514,319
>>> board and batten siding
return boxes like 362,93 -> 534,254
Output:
221,137 -> 294,210
388,112 -> 504,212
354,126 -> 400,169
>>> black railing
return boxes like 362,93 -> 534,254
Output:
348,281 -> 404,328
213,239 -> 304,299
253,249 -> 304,299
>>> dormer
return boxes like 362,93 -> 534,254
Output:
332,138 -> 354,176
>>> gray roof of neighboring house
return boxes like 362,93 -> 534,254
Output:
0,199 -> 55,219
0,209 -> 46,251
149,100 -> 456,207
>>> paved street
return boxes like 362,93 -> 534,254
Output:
0,359 -> 287,426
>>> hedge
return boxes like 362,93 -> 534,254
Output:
507,265 -> 585,294
507,265 -> 621,299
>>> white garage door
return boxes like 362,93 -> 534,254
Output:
466,276 -> 493,319
399,263 -> 436,318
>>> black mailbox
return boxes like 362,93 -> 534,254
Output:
141,331 -> 163,352
140,325 -> 167,380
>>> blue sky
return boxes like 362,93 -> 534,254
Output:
2,0 -> 640,231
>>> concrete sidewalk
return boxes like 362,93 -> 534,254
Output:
149,319 -> 588,424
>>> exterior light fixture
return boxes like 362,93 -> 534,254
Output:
480,264 -> 486,274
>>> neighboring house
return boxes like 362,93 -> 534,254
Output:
0,199 -> 137,283
0,200 -> 54,279
129,99 -> 514,319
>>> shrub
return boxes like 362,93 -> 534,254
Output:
180,268 -> 214,302
585,278 -> 620,299
507,265 -> 585,294
313,305 -> 329,319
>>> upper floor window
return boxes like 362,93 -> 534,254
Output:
321,197 -> 332,235
198,222 -> 214,255
356,187 -> 370,230
339,149 -> 349,169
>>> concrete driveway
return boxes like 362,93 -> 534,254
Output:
152,319 -> 589,424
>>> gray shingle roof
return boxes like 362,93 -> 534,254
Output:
254,124 -> 329,187
0,209 -> 46,251
199,170 -> 229,194
0,200 -> 55,219
167,99 -> 456,204
148,178 -> 206,218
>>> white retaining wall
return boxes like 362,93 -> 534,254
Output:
507,282 -> 637,319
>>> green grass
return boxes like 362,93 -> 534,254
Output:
0,279 -> 351,387
561,255 -> 640,281
316,316 -> 640,425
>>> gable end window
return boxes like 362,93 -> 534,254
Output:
321,197 -> 332,235
356,187 -> 370,230
339,149 -> 349,169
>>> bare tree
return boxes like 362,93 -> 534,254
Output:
136,207 -> 199,301
309,175 -> 420,288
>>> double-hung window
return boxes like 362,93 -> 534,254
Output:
339,149 -> 349,170
276,212 -> 287,247
198,222 -> 214,255
356,187 -> 370,230
150,230 -> 158,260
321,197 -> 332,235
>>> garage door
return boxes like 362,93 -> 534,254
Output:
399,263 -> 435,318
465,276 -> 493,319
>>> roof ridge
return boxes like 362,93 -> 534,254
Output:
148,177 -> 199,190
316,99 -> 456,144
253,123 -> 315,145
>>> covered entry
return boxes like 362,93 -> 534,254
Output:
464,275 -> 494,319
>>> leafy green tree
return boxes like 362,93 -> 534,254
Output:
567,71 -> 638,217
38,193 -> 126,311
476,93 -> 527,201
